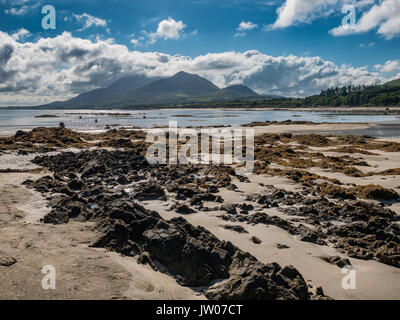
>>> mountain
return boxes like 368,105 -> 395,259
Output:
46,75 -> 159,108
133,71 -> 219,97
39,71 -> 259,108
206,85 -> 258,100
118,71 -> 220,105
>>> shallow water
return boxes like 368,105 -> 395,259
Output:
0,109 -> 399,136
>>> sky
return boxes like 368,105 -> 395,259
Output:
0,0 -> 399,106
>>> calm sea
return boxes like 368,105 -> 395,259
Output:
0,109 -> 399,137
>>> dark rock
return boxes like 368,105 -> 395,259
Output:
43,210 -> 69,224
251,237 -> 262,244
222,225 -> 249,234
320,256 -> 351,268
81,160 -> 106,178
14,130 -> 27,138
277,244 -> 290,249
205,253 -> 310,300
316,287 -> 324,296
220,204 -> 237,215
117,175 -> 129,185
68,179 -> 83,190
175,204 -> 196,215
0,253 -> 17,266
239,203 -> 254,211
133,183 -> 166,201
137,251 -> 158,270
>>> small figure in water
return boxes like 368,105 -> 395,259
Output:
59,122 -> 65,129
95,119 -> 98,123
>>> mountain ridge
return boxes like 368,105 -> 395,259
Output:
40,71 -> 259,108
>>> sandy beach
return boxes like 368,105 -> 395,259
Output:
1,121 -> 399,300
1,0 -> 400,310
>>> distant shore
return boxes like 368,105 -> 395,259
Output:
2,106 -> 400,114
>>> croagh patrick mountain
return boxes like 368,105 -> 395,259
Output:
42,71 -> 259,109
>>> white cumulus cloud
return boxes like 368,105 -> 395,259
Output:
330,0 -> 400,39
149,17 -> 186,43
270,0 -> 338,29
0,30 -> 395,107
270,0 -> 399,39
11,28 -> 31,41
374,60 -> 400,73
73,13 -> 108,31
130,39 -> 139,46
235,21 -> 258,37
237,21 -> 258,31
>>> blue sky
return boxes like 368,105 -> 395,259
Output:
0,0 -> 399,106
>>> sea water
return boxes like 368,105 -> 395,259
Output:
0,109 -> 399,137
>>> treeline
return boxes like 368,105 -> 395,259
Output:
217,80 -> 400,109
303,83 -> 400,107
320,85 -> 375,96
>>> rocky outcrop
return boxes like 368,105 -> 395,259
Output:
27,149 -> 318,300
320,256 -> 352,268
205,254 -> 310,300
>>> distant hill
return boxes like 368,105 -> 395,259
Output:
134,71 -> 219,97
302,78 -> 400,107
45,75 -> 159,108
118,71 -> 221,105
206,85 -> 258,100
36,71 -> 260,108
383,78 -> 400,88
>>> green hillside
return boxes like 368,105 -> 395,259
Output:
384,78 -> 400,88
302,78 -> 400,107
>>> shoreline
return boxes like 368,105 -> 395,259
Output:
2,106 -> 400,112
1,108 -> 400,138
1,120 -> 400,139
